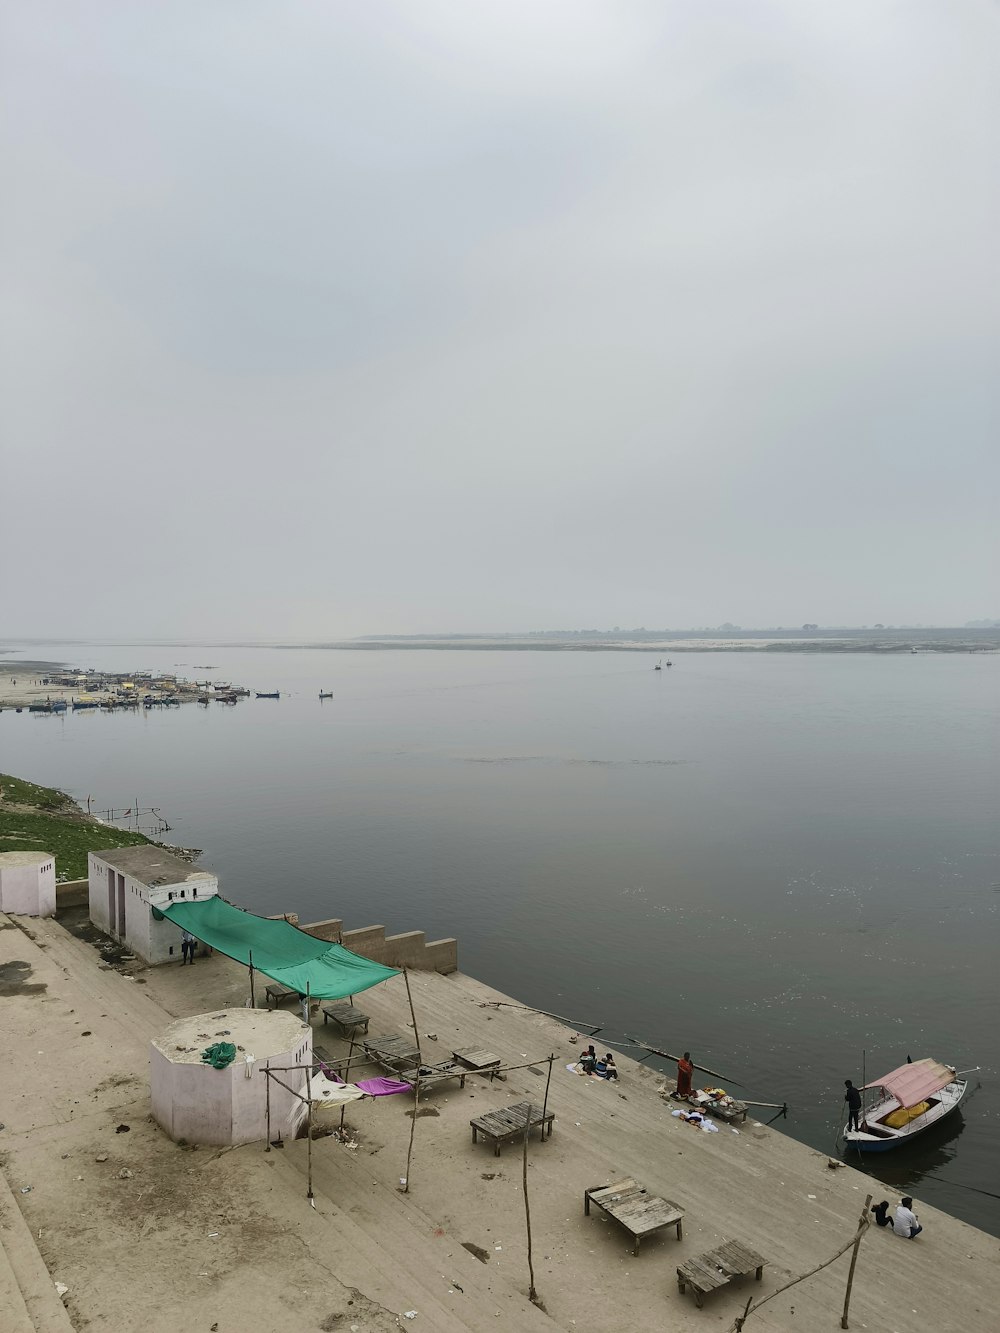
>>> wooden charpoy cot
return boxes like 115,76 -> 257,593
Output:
470,1101 -> 554,1156
676,1238 -> 767,1308
452,1046 -> 502,1080
397,1059 -> 470,1089
321,1002 -> 370,1035
361,1033 -> 421,1071
264,982 -> 300,1009
584,1178 -> 684,1255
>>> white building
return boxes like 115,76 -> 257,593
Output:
88,845 -> 219,965
0,851 -> 56,916
151,1008 -> 311,1146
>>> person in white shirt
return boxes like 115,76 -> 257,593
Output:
892,1197 -> 922,1238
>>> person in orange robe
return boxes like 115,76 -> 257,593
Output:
676,1052 -> 694,1098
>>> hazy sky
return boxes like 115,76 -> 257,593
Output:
3,2 -> 998,637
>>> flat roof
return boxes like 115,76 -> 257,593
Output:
151,1007 -> 307,1063
92,844 -> 214,887
0,851 -> 52,867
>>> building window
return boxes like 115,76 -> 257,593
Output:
168,892 -> 174,901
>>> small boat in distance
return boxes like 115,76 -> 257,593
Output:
666,660 -> 673,667
255,691 -> 280,699
654,661 -> 662,671
318,692 -> 333,699
845,1058 -> 970,1153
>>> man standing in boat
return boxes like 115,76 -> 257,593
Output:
844,1078 -> 863,1132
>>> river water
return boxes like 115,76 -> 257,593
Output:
2,642 -> 998,1233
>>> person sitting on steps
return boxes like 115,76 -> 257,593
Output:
892,1197 -> 923,1238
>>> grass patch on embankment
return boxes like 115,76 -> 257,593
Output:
0,773 -> 150,880
0,773 -> 73,810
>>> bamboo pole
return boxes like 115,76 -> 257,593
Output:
265,1059 -> 271,1151
264,1069 -> 309,1102
402,969 -> 423,1193
521,1114 -> 538,1304
540,1053 -> 554,1140
305,983 -> 313,1201
248,950 -> 256,1009
728,1196 -> 874,1332
627,1038 -> 744,1088
340,1036 -> 356,1134
403,1068 -> 421,1193
477,999 -> 603,1036
841,1194 -> 873,1328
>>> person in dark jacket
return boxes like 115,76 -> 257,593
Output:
844,1079 -> 863,1131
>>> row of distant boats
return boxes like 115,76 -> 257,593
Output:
7,690 -> 338,713
200,690 -> 334,702
17,697 -> 183,714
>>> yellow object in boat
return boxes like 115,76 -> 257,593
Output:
884,1101 -> 931,1128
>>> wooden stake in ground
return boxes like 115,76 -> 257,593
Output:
841,1193 -> 873,1328
265,1059 -> 271,1150
305,983 -> 314,1202
728,1192 -> 874,1333
340,1035 -> 356,1134
521,1113 -> 538,1304
540,1052 -> 554,1132
401,968 -> 423,1194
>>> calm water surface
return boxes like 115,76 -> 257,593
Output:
2,644 -> 998,1233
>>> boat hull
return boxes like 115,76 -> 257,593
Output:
845,1079 -> 967,1152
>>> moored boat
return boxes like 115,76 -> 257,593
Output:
845,1058 -> 969,1152
318,691 -> 333,699
255,691 -> 280,699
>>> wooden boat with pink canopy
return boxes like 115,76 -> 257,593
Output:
845,1058 -> 968,1153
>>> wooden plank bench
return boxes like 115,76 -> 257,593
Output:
398,1059 -> 468,1089
676,1239 -> 767,1308
584,1178 -> 684,1255
362,1034 -> 421,1073
321,1002 -> 370,1035
470,1101 -> 554,1157
264,983 -> 299,1009
452,1046 -> 502,1081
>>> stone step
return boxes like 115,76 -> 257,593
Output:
0,1166 -> 74,1333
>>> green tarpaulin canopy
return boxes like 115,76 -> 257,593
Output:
160,897 -> 398,1000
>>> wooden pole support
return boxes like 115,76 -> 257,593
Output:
841,1193 -> 873,1328
305,983 -> 313,1200
402,968 -> 422,1193
522,1113 -> 537,1303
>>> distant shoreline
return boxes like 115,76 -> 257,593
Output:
3,628 -> 998,659
290,633 -> 1000,654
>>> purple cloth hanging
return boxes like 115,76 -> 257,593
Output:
318,1059 -> 411,1097
356,1076 -> 412,1096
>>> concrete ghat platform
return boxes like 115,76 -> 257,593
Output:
1,911 -> 998,1332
